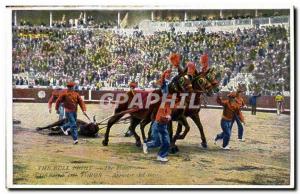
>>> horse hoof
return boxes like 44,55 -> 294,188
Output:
136,141 -> 142,147
201,142 -> 208,148
170,146 -> 179,154
124,131 -> 134,137
170,147 -> 177,154
102,140 -> 108,146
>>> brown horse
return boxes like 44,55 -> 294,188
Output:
125,67 -> 221,153
102,74 -> 193,147
170,67 -> 221,152
140,67 -> 221,153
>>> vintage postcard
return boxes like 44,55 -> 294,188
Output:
6,2 -> 295,189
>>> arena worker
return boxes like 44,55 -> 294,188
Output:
48,86 -> 66,120
214,92 -> 244,150
142,53 -> 181,162
55,82 -> 87,145
230,87 -> 247,142
142,72 -> 172,162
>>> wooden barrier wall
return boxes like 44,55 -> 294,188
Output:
13,88 -> 290,109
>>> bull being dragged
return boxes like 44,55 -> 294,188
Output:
36,116 -> 100,137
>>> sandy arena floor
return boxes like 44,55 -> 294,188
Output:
11,103 -> 291,185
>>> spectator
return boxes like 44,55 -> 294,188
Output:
275,92 -> 285,115
249,92 -> 261,115
12,24 -> 289,94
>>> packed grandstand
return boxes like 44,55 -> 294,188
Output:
12,10 -> 290,96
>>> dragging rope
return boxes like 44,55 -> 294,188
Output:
97,116 -> 132,131
96,108 -> 139,131
97,115 -> 131,126
96,108 -> 139,126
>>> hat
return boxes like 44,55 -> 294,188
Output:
129,82 -> 137,89
227,92 -> 237,98
67,82 -> 76,87
169,53 -> 181,67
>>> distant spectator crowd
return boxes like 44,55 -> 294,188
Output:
12,23 -> 290,94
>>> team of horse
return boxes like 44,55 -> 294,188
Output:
37,66 -> 221,154
102,67 -> 221,153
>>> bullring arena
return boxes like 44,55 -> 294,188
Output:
10,8 -> 293,187
13,100 -> 291,185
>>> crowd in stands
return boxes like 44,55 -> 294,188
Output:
12,23 -> 290,94
18,12 -> 117,29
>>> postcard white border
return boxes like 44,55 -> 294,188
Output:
4,0 -> 295,189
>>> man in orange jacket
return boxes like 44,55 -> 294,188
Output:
142,95 -> 172,162
214,92 -> 245,149
55,82 -> 87,144
142,54 -> 178,162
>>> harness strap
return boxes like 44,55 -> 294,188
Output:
96,107 -> 139,126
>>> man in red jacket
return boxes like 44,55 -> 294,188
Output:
55,82 -> 86,144
214,92 -> 245,149
142,95 -> 172,162
142,68 -> 173,162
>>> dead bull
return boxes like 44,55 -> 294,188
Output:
36,116 -> 100,137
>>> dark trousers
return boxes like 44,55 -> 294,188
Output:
230,115 -> 244,139
251,104 -> 257,115
215,119 -> 232,148
64,112 -> 78,141
146,121 -> 170,158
